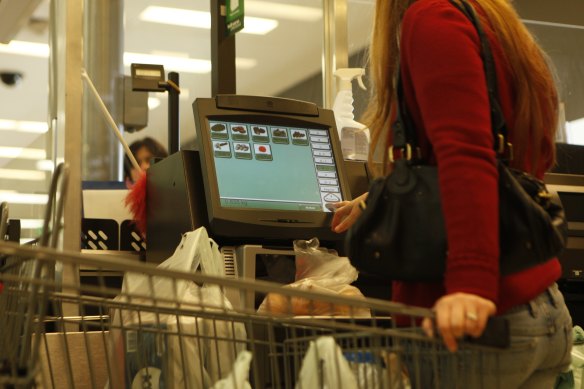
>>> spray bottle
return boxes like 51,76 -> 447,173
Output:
332,68 -> 369,160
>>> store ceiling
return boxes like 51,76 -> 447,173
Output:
0,0 -> 582,192
0,0 -> 375,167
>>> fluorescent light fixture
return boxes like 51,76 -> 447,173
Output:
148,97 -> 161,110
0,190 -> 48,204
235,57 -> 257,69
241,18 -> 278,35
140,7 -> 209,29
0,119 -> 48,133
139,6 -> 278,35
245,1 -> 322,22
124,53 -> 256,74
36,159 -> 55,171
0,40 -> 49,58
0,147 -> 46,160
566,118 -> 584,146
124,52 -> 211,74
0,168 -> 46,180
1,40 -> 257,73
21,219 -> 44,229
2,40 -> 256,75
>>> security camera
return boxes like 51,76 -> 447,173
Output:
0,72 -> 23,86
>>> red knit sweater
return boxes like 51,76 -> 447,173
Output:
392,0 -> 561,314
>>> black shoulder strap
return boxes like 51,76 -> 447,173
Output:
452,0 -> 508,142
393,0 -> 509,160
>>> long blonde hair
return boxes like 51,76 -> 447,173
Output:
363,0 -> 558,176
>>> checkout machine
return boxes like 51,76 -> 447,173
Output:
144,94 -> 584,321
145,95 -> 375,311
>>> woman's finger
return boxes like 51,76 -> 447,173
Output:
334,209 -> 361,233
449,304 -> 465,339
435,306 -> 458,352
421,317 -> 434,338
330,202 -> 352,230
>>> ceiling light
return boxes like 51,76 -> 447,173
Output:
0,40 -> 49,58
140,7 -> 209,29
20,219 -> 44,229
0,169 -> 46,181
241,18 -> 278,35
566,118 -> 584,145
124,52 -> 211,74
245,1 -> 322,22
36,159 -> 54,171
0,147 -> 46,160
139,6 -> 278,35
0,190 -> 48,204
0,119 -> 48,133
124,53 -> 256,74
148,97 -> 161,110
235,58 -> 257,69
0,40 -> 257,73
0,168 -> 46,180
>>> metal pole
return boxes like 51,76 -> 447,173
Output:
322,0 -> 349,109
82,0 -> 124,181
211,0 -> 236,95
48,0 -> 83,327
168,72 -> 180,153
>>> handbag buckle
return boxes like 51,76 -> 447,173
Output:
389,144 -> 412,163
496,134 -> 514,160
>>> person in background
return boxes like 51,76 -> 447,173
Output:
124,137 -> 168,187
331,0 -> 572,386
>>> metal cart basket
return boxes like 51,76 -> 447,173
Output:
0,240 -> 508,389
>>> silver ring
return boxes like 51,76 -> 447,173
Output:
466,312 -> 478,321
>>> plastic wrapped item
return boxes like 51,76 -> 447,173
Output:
106,227 -> 246,389
258,238 -> 370,317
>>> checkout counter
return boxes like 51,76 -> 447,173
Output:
145,151 -> 386,308
545,171 -> 584,326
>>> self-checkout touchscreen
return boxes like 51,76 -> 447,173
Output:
208,120 -> 343,212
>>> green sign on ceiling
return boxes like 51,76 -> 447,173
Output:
225,0 -> 244,36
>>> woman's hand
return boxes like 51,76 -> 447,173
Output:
421,292 -> 496,352
330,192 -> 368,233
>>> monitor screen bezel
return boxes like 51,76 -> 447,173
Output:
193,97 -> 352,243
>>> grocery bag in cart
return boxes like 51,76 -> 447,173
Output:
106,227 -> 247,389
258,238 -> 371,317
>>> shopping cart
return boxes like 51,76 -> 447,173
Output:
0,239 -> 509,389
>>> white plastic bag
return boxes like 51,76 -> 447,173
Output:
258,238 -> 370,317
295,336 -> 358,389
570,326 -> 584,389
106,227 -> 246,389
327,349 -> 410,389
210,350 -> 253,389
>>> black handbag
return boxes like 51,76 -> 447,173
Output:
345,0 -> 568,281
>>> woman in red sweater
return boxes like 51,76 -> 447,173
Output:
332,0 -> 572,386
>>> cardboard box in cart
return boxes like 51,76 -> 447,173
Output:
38,332 -> 108,389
